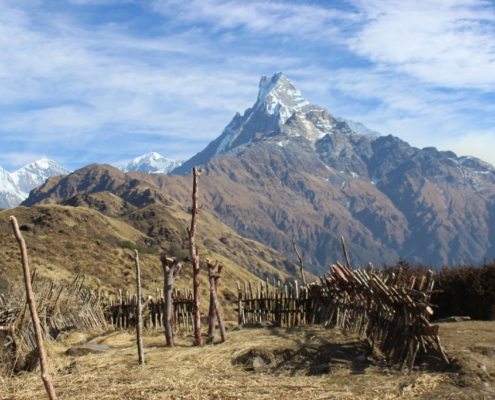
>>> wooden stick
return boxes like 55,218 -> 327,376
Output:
292,240 -> 307,286
340,236 -> 351,270
162,256 -> 182,347
133,249 -> 145,365
207,260 -> 227,342
188,167 -> 203,346
10,216 -> 58,400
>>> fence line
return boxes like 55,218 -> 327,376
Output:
102,287 -> 194,333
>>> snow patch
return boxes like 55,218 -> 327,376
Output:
121,152 -> 182,174
214,133 -> 234,156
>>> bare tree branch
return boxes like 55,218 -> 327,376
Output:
292,240 -> 307,286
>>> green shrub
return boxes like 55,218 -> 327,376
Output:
433,261 -> 495,320
384,259 -> 495,320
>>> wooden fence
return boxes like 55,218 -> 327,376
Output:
103,288 -> 195,333
237,263 -> 449,371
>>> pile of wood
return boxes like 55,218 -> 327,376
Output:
314,263 -> 448,370
237,263 -> 449,370
103,288 -> 195,333
0,274 -> 107,373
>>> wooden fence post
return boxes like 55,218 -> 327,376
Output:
207,260 -> 227,342
161,256 -> 182,347
188,167 -> 204,346
10,216 -> 58,400
132,249 -> 145,365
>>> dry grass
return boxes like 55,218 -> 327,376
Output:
1,325 -> 454,400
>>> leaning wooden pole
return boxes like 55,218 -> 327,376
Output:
161,255 -> 182,347
10,216 -> 58,400
188,167 -> 204,346
133,249 -> 145,365
292,240 -> 307,286
340,236 -> 351,270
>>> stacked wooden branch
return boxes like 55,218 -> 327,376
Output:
0,275 -> 107,349
315,263 -> 448,370
237,264 -> 449,370
0,275 -> 107,374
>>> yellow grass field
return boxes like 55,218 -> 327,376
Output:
2,321 -> 495,400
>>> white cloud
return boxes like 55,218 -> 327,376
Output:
151,0 -> 351,38
350,0 -> 495,89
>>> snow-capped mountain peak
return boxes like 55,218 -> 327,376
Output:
255,72 -> 323,124
0,158 -> 70,208
120,152 -> 182,174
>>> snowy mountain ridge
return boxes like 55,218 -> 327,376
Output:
173,72 -> 378,174
120,152 -> 182,174
0,159 -> 71,209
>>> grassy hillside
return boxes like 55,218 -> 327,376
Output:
0,198 -> 304,320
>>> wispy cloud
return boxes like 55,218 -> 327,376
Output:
350,0 -> 495,89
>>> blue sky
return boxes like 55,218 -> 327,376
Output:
1,0 -> 495,172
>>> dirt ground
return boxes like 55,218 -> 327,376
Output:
1,321 -> 495,400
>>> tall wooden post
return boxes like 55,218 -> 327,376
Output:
188,167 -> 203,346
133,249 -> 145,365
161,256 -> 182,347
10,216 -> 58,400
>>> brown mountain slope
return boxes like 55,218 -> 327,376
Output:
23,164 -> 129,206
20,165 -> 305,279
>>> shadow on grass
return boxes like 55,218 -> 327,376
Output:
232,325 -> 375,376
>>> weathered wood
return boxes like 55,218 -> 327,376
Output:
207,260 -> 227,342
188,167 -> 203,346
10,216 -> 58,400
340,236 -> 351,270
162,256 -> 182,347
235,264 -> 449,371
132,250 -> 145,365
292,240 -> 307,286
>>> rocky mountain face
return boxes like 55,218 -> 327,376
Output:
21,73 -> 495,274
173,72 -> 495,271
120,152 -> 182,174
0,159 -> 70,208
